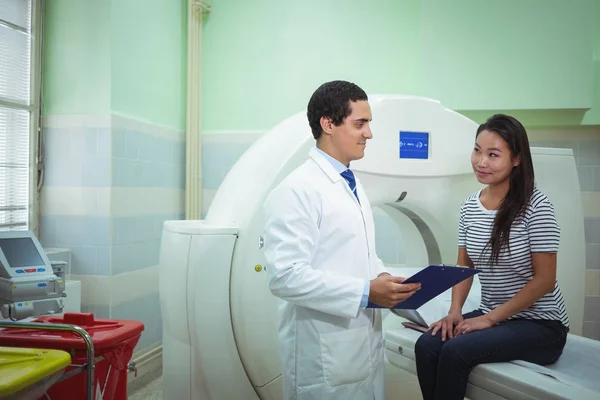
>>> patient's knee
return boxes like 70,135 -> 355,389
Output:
439,339 -> 469,367
415,331 -> 440,357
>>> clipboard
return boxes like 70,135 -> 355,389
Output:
367,265 -> 481,310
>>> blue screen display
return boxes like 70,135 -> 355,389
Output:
399,131 -> 429,159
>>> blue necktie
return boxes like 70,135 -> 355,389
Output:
341,169 -> 359,202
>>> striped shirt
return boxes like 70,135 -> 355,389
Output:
458,187 -> 569,328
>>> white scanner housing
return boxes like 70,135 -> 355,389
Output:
159,95 -> 588,399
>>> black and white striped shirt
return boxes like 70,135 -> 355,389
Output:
459,188 -> 569,328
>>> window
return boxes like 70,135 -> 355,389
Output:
0,0 -> 42,231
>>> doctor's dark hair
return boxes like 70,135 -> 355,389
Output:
307,80 -> 368,140
477,114 -> 535,267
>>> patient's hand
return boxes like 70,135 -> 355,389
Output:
369,275 -> 421,308
429,311 -> 463,342
453,315 -> 495,337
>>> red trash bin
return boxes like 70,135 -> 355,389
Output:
0,312 -> 144,400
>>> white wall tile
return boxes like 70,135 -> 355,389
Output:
43,114 -> 111,129
111,188 -> 184,216
71,265 -> 159,308
40,187 -> 111,216
112,113 -> 184,141
586,269 -> 600,296
581,192 -> 600,218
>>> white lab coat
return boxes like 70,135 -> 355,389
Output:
263,147 -> 388,400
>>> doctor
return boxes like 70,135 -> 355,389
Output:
263,80 -> 421,400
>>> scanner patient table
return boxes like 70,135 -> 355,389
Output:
383,269 -> 600,400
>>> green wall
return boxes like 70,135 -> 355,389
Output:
582,0 -> 600,125
201,0 -> 421,131
596,0 -> 600,59
420,0 -> 593,111
201,0 -> 598,131
111,0 -> 187,130
43,0 -> 187,131
42,0 -> 599,130
42,0 -> 111,115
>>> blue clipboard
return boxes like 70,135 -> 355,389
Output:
367,265 -> 481,310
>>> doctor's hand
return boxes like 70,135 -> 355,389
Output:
368,275 -> 421,308
429,310 -> 463,342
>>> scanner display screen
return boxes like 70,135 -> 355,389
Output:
399,131 -> 429,159
0,238 -> 45,268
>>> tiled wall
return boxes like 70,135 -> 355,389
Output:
529,127 -> 600,340
202,128 -> 600,341
200,132 -> 263,217
40,114 -> 185,353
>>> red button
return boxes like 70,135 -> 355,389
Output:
24,269 -> 36,273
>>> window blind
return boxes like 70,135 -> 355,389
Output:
0,0 -> 32,230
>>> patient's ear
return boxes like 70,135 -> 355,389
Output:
512,154 -> 521,167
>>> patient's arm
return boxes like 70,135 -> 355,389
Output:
430,248 -> 475,341
484,252 -> 557,325
449,247 -> 475,314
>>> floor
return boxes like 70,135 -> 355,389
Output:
128,374 -> 163,400
127,361 -> 425,400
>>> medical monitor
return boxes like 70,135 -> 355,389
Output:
0,230 -> 51,279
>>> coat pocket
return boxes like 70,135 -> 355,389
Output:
319,325 -> 373,387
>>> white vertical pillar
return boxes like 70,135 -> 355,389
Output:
185,0 -> 210,219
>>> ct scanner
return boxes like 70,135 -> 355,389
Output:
158,95 -> 600,399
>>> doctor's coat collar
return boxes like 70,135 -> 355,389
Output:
313,147 -> 347,175
309,147 -> 359,185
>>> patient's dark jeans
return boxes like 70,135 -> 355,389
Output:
414,310 -> 567,400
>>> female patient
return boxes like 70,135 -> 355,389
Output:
414,114 -> 569,400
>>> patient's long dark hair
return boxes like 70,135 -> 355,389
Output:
477,114 -> 535,267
